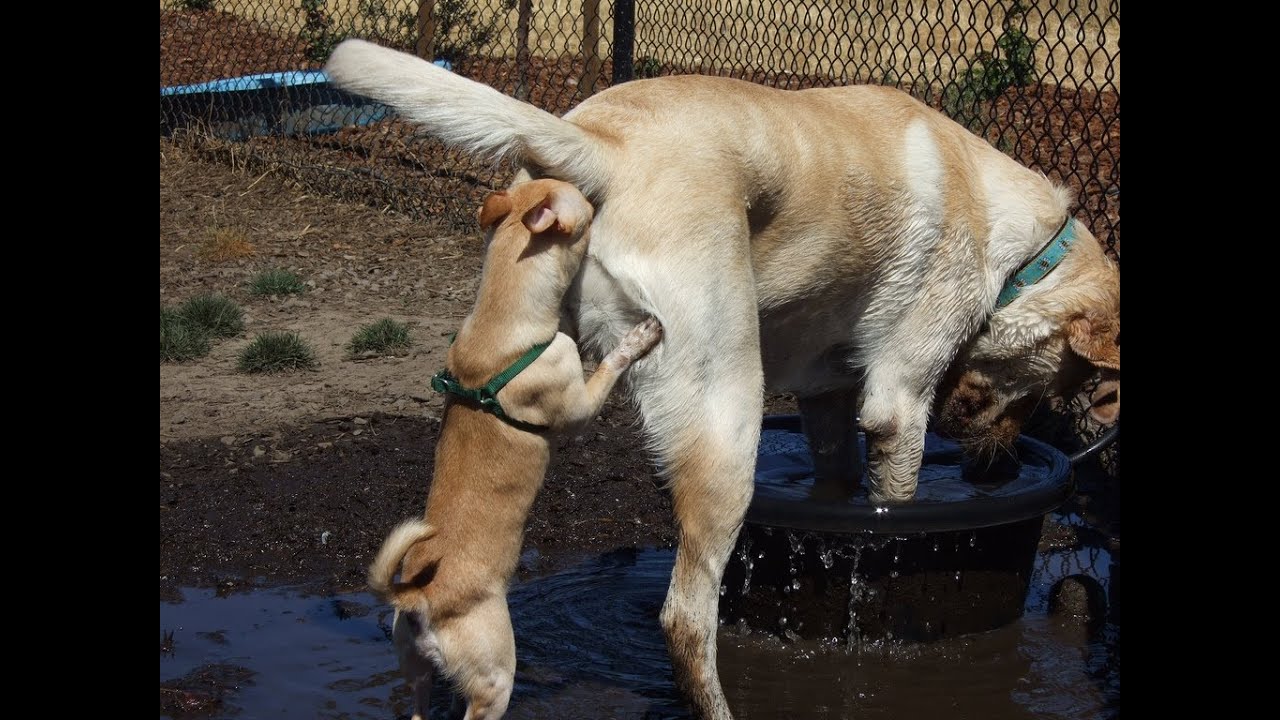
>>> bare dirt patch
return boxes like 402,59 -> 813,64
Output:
160,137 -> 479,440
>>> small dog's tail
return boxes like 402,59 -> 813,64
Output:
367,518 -> 436,603
325,39 -> 612,197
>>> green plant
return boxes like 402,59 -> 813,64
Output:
998,25 -> 1036,87
301,0 -> 348,63
943,53 -> 1007,129
178,294 -> 245,339
434,0 -> 517,63
237,331 -> 318,373
160,307 -> 211,363
347,318 -> 413,356
342,0 -> 516,64
941,1 -> 1039,133
354,0 -> 419,51
249,268 -> 307,296
997,130 -> 1017,154
176,0 -> 216,10
635,56 -> 663,79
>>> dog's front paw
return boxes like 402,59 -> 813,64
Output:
865,444 -> 920,505
617,316 -> 663,363
866,484 -> 916,506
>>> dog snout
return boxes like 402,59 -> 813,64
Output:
936,371 -> 995,436
988,412 -> 1024,447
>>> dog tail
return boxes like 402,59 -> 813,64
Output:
325,39 -> 612,196
367,518 -> 436,602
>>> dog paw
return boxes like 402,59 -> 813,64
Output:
865,469 -> 918,505
617,317 -> 663,361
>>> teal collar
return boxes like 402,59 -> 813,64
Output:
430,338 -> 554,433
995,217 -> 1076,310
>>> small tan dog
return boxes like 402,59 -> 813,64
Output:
367,179 -> 662,720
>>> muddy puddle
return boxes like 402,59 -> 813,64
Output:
160,511 -> 1117,719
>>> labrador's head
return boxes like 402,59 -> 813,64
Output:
936,226 -> 1119,463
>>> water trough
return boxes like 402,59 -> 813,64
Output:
720,415 -> 1076,644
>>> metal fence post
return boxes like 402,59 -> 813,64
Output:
612,0 -> 635,85
516,0 -> 533,101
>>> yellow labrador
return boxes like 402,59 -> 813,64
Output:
329,40 -> 1119,719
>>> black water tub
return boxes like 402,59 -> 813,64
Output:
719,415 -> 1073,644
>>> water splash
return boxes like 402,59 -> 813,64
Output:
817,537 -> 835,569
844,540 -> 867,652
786,531 -> 803,587
739,533 -> 755,595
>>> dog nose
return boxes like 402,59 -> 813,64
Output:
941,375 -> 995,423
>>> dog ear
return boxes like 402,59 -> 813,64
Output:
1067,314 -> 1119,424
521,186 -> 593,239
478,191 -> 512,231
1088,375 -> 1119,425
1066,314 -> 1119,371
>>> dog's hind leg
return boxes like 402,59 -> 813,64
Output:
623,267 -> 762,719
652,378 -> 760,720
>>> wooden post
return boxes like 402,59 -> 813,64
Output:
415,0 -> 437,61
515,0 -> 533,100
580,0 -> 602,99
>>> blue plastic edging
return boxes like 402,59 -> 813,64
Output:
159,62 -> 452,140
159,62 -> 452,96
160,70 -> 332,96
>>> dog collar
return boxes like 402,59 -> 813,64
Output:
430,338 -> 555,433
995,217 -> 1076,309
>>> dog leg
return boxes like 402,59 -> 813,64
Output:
440,596 -> 516,720
857,274 -> 983,503
797,387 -> 862,500
566,317 -> 662,427
858,368 -> 934,503
410,674 -> 433,720
396,618 -> 436,720
626,296 -> 760,719
655,402 -> 759,720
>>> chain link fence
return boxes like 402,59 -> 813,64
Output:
160,0 -> 1119,473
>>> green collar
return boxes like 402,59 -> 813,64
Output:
995,217 -> 1076,309
430,338 -> 554,433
